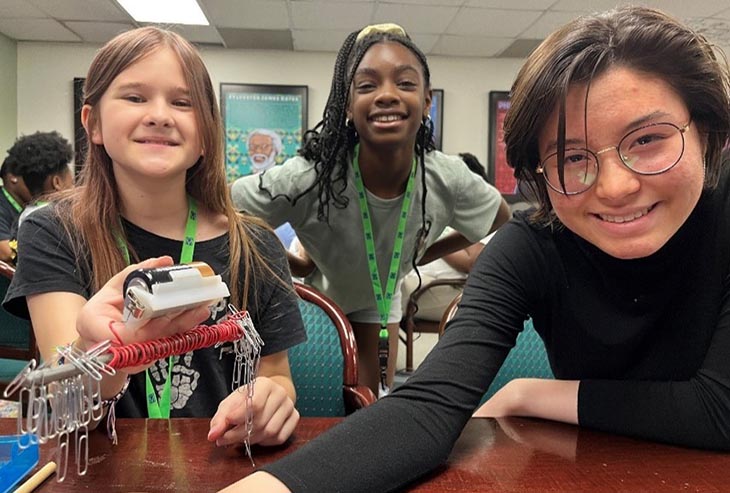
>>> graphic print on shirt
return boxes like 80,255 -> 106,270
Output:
148,354 -> 201,410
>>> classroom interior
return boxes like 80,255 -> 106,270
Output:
2,1 -> 730,491
2,0 -> 730,381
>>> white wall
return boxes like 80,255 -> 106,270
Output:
17,41 -> 524,168
0,32 -> 17,154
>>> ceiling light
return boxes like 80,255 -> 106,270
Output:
117,0 -> 209,25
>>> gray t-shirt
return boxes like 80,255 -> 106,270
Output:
231,151 -> 503,314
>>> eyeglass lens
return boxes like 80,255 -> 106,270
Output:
541,123 -> 685,194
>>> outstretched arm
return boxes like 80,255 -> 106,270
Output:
29,257 -> 210,398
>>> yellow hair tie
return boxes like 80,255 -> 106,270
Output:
356,23 -> 407,41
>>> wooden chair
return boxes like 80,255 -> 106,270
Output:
288,282 -> 377,416
399,278 -> 466,372
440,291 -> 554,402
0,260 -> 39,398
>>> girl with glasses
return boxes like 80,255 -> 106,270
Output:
226,6 -> 730,492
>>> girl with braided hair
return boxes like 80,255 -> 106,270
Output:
232,23 -> 509,396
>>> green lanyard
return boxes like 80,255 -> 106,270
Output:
352,145 -> 416,390
117,197 -> 198,419
2,188 -> 22,213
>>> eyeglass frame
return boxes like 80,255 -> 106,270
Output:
536,120 -> 691,195
248,142 -> 274,154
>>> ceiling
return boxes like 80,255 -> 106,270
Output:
2,0 -> 730,58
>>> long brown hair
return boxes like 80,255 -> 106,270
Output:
505,6 -> 730,224
57,26 -> 271,308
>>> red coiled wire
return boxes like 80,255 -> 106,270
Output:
106,312 -> 247,369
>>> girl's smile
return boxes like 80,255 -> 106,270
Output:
348,41 -> 430,152
539,66 -> 705,260
85,46 -> 202,185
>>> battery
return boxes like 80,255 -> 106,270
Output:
122,262 -> 230,330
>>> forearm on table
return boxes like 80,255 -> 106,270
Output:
579,378 -> 730,450
508,378 -> 579,424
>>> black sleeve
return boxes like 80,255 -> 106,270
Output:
261,220 -> 539,492
578,278 -> 730,450
0,197 -> 17,241
3,205 -> 89,319
244,225 -> 306,356
8,216 -> 18,242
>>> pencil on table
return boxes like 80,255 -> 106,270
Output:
14,461 -> 57,493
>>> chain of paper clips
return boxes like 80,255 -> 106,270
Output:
3,306 -> 264,482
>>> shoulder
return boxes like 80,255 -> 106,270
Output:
473,211 -> 561,293
485,211 -> 554,258
260,156 -> 318,189
240,219 -> 286,259
424,150 -> 468,172
231,156 -> 317,204
19,201 -> 65,235
423,151 -> 488,187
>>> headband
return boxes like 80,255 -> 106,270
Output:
356,23 -> 407,41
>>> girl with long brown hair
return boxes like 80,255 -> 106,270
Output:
4,27 -> 306,448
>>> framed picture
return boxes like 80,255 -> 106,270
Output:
430,89 -> 444,150
73,77 -> 86,175
220,83 -> 308,182
488,91 -> 520,202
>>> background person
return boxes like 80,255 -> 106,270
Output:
247,128 -> 282,174
232,23 -> 509,396
0,149 -> 31,262
8,131 -> 74,233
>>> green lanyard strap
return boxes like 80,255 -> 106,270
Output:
2,188 -> 22,213
117,196 -> 198,419
352,145 -> 416,392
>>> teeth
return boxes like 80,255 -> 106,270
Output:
140,140 -> 173,145
599,207 -> 651,224
373,115 -> 402,122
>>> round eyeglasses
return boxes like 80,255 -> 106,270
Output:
536,121 -> 690,195
249,143 -> 273,154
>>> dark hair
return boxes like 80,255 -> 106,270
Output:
5,131 -> 72,197
458,152 -> 490,184
263,27 -> 435,224
505,6 -> 730,223
0,158 -> 13,178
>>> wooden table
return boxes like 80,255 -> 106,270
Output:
3,417 -> 729,492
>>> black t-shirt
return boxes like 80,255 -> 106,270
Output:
262,168 -> 730,492
0,187 -> 21,241
3,204 -> 306,417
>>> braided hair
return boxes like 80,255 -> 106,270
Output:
262,27 -> 436,282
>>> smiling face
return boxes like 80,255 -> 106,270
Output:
83,46 -> 202,185
248,133 -> 277,172
347,41 -> 431,154
538,66 -> 705,259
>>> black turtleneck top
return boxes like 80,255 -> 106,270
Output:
263,169 -> 730,492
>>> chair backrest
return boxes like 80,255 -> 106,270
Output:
483,318 -> 554,400
0,260 -> 39,394
288,282 -> 376,417
400,277 -> 466,372
440,292 -> 554,402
